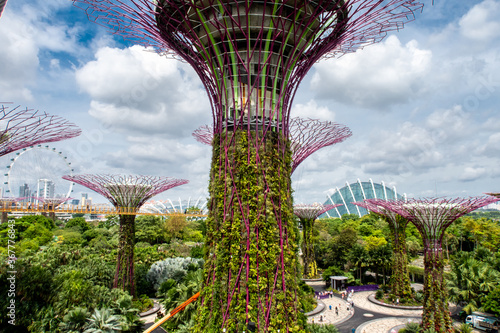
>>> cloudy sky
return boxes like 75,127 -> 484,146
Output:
0,0 -> 499,205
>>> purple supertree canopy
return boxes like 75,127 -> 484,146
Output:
193,118 -> 352,173
487,192 -> 500,198
294,203 -> 341,220
61,174 -> 189,209
74,0 -> 423,134
0,0 -> 7,18
289,118 -> 352,173
353,199 -> 401,222
0,104 -> 82,157
368,196 -> 500,243
39,197 -> 72,206
192,124 -> 213,146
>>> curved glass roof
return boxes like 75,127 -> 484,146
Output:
321,179 -> 406,218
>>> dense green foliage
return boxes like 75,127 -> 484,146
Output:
0,213 -> 207,332
195,130 -> 302,332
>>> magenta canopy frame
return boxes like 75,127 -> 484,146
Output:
193,118 -> 352,173
0,104 -> 81,157
0,0 -> 8,18
61,174 -> 189,209
293,203 -> 340,220
73,0 -> 423,135
363,196 -> 499,332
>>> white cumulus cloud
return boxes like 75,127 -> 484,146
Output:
310,35 -> 432,110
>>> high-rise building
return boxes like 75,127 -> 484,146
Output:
19,183 -> 30,198
37,179 -> 55,199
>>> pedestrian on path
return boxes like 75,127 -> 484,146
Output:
329,305 -> 332,311
335,307 -> 338,316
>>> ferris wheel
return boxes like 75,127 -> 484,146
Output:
4,145 -> 74,200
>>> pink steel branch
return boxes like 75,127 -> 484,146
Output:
293,203 -> 340,220
368,197 -> 500,244
364,196 -> 500,332
0,104 -> 82,157
73,0 -> 423,135
193,118 -> 352,173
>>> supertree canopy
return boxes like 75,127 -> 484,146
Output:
372,196 -> 499,333
62,174 -> 188,295
39,197 -> 72,221
353,199 -> 412,298
0,104 -> 81,157
74,0 -> 424,330
0,0 -> 8,18
294,203 -> 338,278
193,118 -> 352,173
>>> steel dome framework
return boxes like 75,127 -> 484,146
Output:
74,0 -> 424,330
324,179 -> 406,218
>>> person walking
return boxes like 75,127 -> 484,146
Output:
335,307 -> 338,316
329,305 -> 332,311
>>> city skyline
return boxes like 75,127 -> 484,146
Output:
0,0 -> 499,204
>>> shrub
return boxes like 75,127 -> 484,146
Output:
403,322 -> 421,333
146,257 -> 204,290
375,289 -> 384,300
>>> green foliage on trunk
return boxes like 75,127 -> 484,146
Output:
194,130 -> 303,332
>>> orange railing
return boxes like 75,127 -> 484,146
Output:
0,202 -> 207,217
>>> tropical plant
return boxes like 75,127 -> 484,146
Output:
65,217 -> 91,233
454,323 -> 473,333
146,257 -> 204,290
83,308 -> 121,333
161,269 -> 203,331
28,306 -> 61,333
447,254 -> 500,314
59,307 -> 90,332
305,323 -> 340,332
401,321 -> 421,333
113,294 -> 143,333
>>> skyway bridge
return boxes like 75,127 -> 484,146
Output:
0,201 -> 208,217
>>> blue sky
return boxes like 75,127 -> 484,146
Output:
1,0 -> 499,205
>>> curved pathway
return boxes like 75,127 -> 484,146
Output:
305,281 -> 473,333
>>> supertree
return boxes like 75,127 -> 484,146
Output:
0,0 -> 7,18
193,118 -> 352,173
293,203 -> 339,279
0,104 -> 81,157
0,198 -> 20,224
39,197 -> 72,221
371,196 -> 499,333
353,199 -> 412,298
61,174 -> 188,296
74,0 -> 424,330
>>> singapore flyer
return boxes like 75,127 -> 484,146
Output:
4,145 -> 74,202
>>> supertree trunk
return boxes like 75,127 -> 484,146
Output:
196,130 -> 300,332
114,214 -> 136,296
389,221 -> 412,298
422,243 -> 452,332
301,218 -> 317,279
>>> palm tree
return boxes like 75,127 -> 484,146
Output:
162,269 -> 202,330
447,255 -> 500,314
83,308 -> 121,333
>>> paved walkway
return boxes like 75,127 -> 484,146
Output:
305,281 -> 475,333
